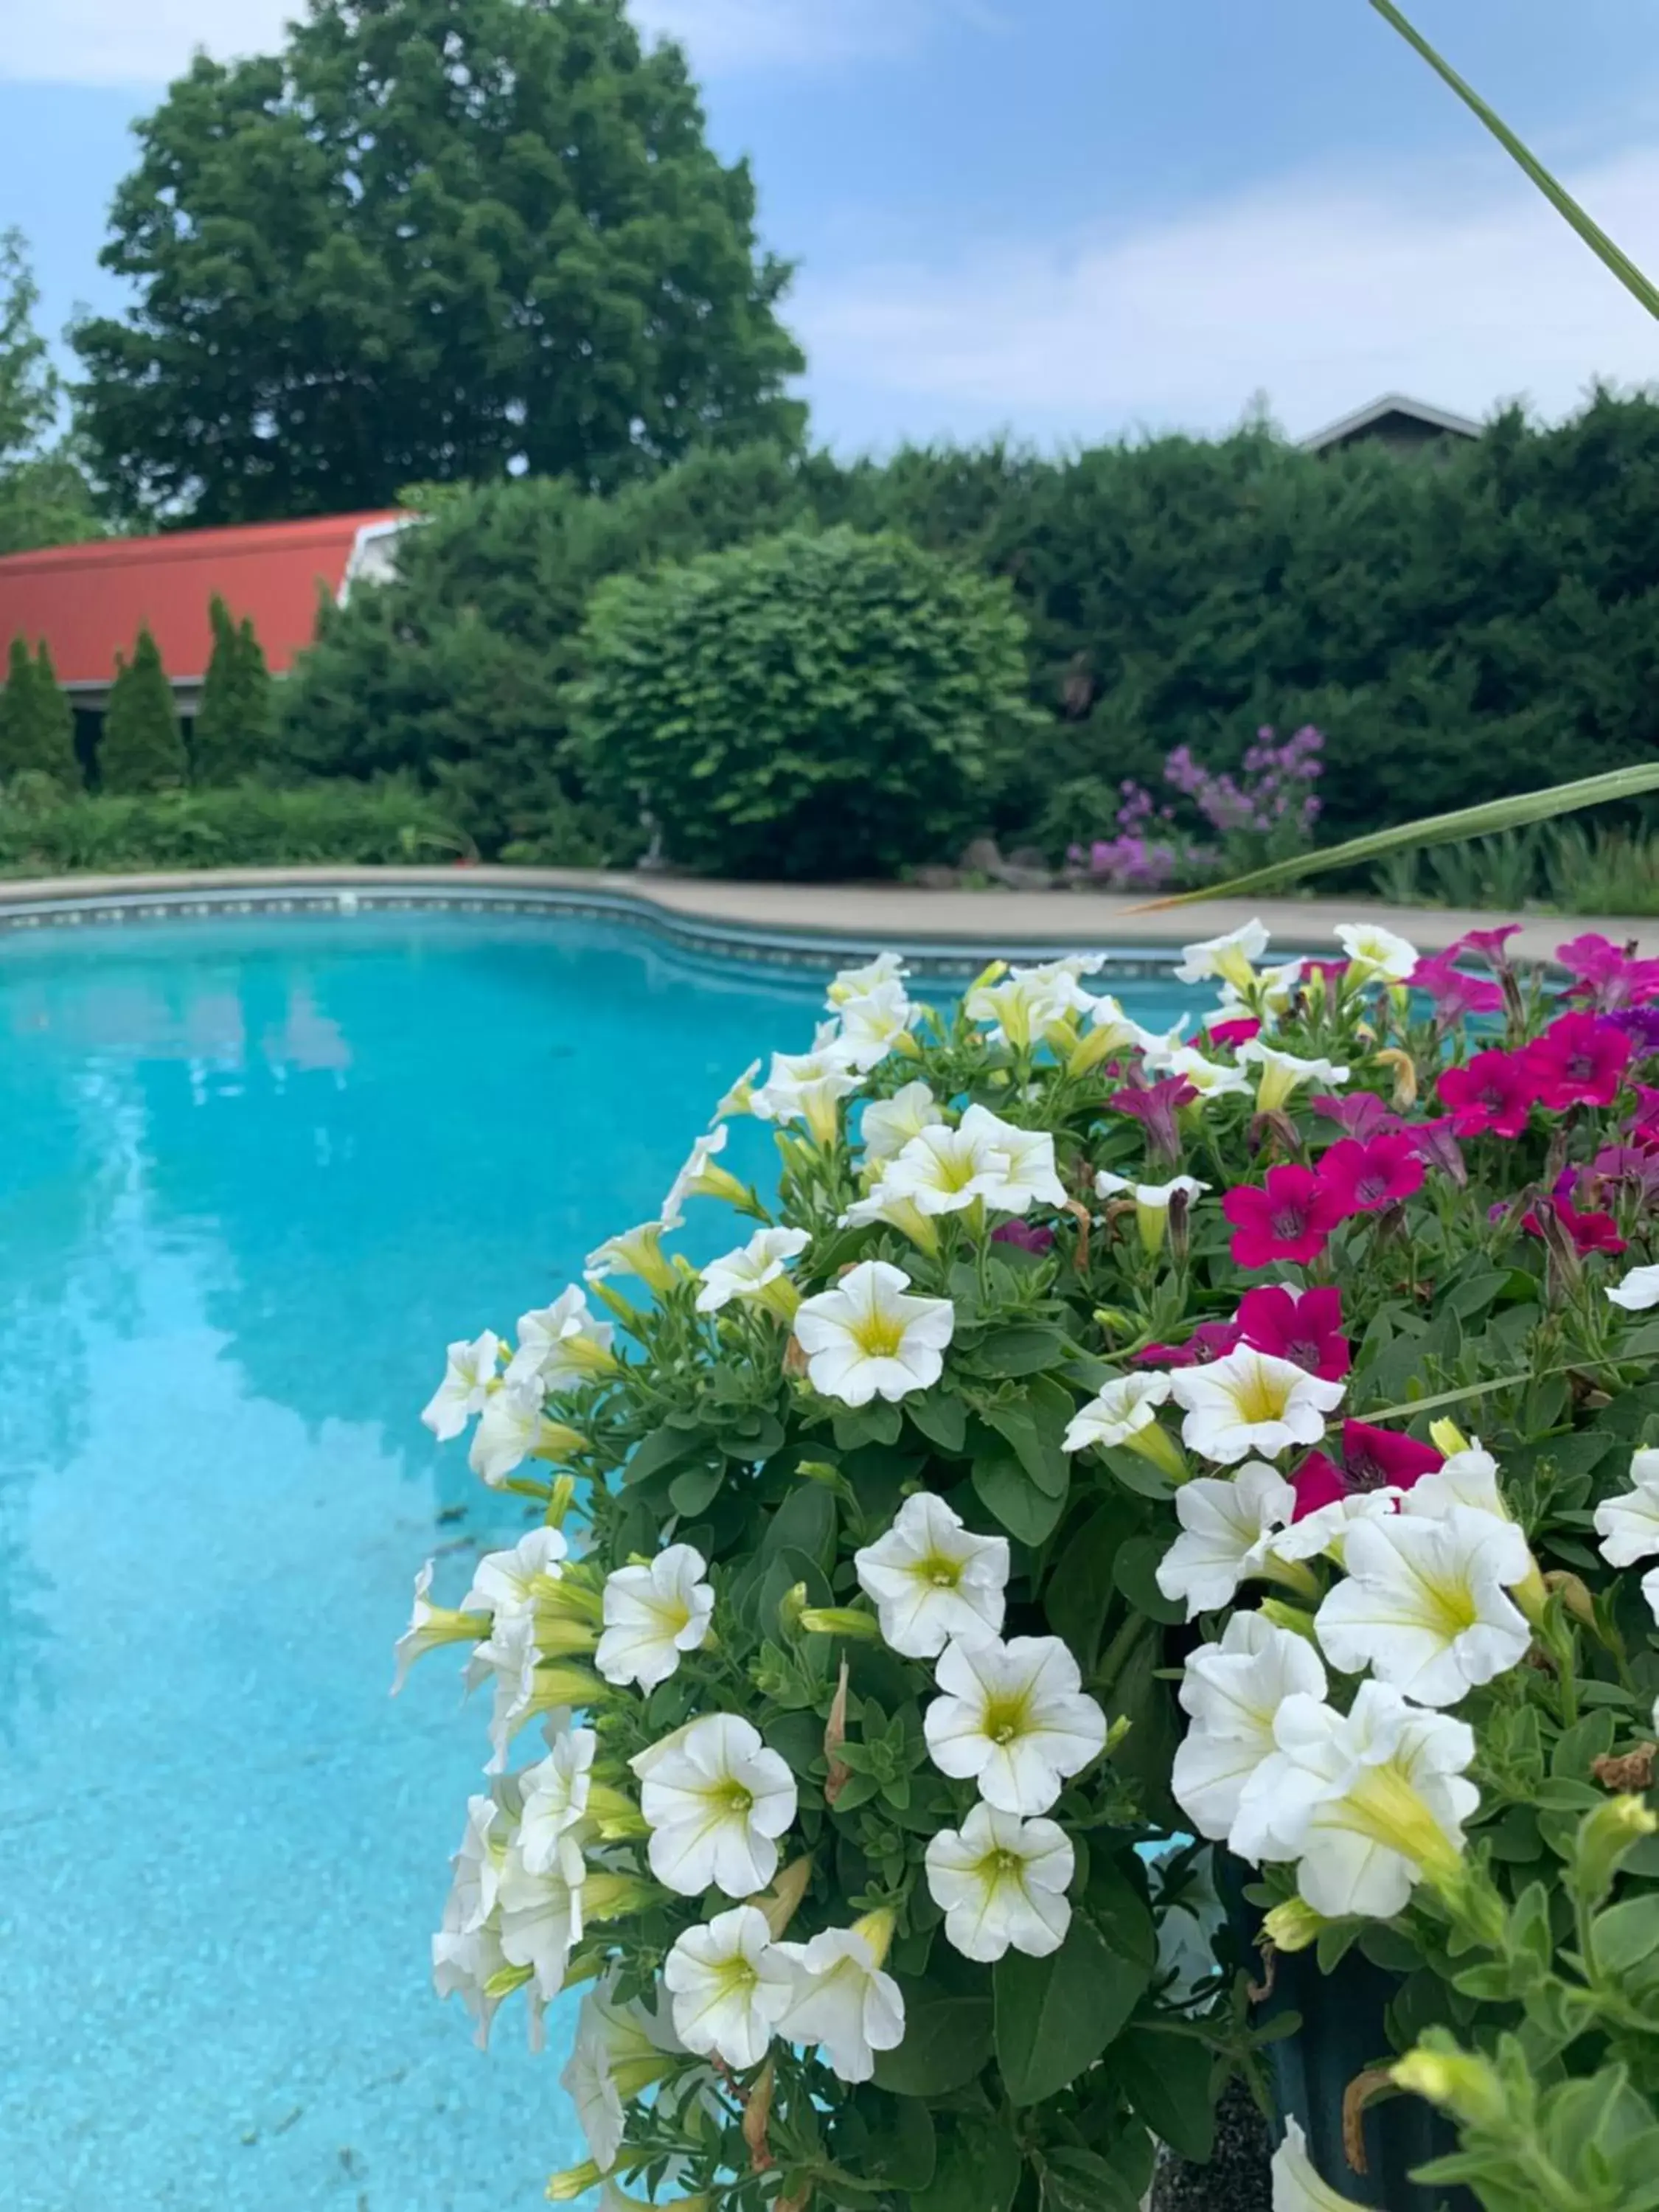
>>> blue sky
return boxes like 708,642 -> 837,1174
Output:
2,0 -> 1656,454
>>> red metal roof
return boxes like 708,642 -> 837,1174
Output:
0,510 -> 406,686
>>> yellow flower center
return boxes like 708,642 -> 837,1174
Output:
719,1782 -> 754,1817
1336,1764 -> 1463,1885
849,1310 -> 907,1359
918,1552 -> 962,1591
980,1690 -> 1032,1747
1224,1358 -> 1295,1426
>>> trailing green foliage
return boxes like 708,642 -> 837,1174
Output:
570,525 -> 1042,880
192,595 -> 274,785
278,445 -> 818,855
0,773 -> 470,873
72,0 -> 805,523
98,625 -> 187,795
0,636 -> 80,786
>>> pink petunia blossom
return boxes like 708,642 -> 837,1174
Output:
1105,1077 -> 1199,1165
1555,934 -> 1659,1012
1130,1318 -> 1242,1369
1206,1015 -> 1261,1049
991,1220 -> 1056,1253
1290,1450 -> 1350,1521
1408,953 -> 1503,1020
1318,1135 -> 1427,1217
1587,1144 -> 1659,1205
1339,1420 -> 1442,1492
1234,1284 -> 1351,1380
1222,1165 -> 1348,1267
1523,1012 -> 1633,1110
1445,924 -> 1521,968
1522,1196 -> 1626,1256
1312,1092 -> 1400,1141
1403,1117 -> 1467,1187
1438,1050 -> 1534,1138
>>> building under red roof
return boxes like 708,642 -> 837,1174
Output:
0,510 -> 412,716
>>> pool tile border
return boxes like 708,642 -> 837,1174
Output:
0,881 -> 1194,981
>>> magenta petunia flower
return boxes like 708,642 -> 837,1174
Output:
1311,1091 -> 1400,1141
1105,1076 -> 1199,1164
991,1220 -> 1056,1253
1445,924 -> 1521,968
1221,1164 -> 1348,1267
1612,1009 -> 1659,1060
1522,1195 -> 1626,1256
1340,1419 -> 1443,1492
1404,1117 -> 1467,1187
1438,1050 -> 1534,1138
1206,1015 -> 1262,1049
1407,952 -> 1503,1020
1523,1012 -> 1633,1110
1555,933 -> 1659,1012
1587,1144 -> 1659,1204
1290,1450 -> 1349,1521
1318,1135 -> 1427,1217
1234,1284 -> 1351,1380
1130,1318 -> 1242,1369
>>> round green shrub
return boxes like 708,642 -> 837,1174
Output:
570,525 -> 1042,879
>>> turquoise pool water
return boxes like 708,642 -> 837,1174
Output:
0,909 -> 1189,2212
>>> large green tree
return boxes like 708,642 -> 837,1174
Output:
72,0 -> 807,524
0,229 -> 102,554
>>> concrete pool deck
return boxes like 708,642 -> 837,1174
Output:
0,862 -> 1651,966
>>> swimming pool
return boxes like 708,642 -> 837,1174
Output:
0,908 -> 1191,2212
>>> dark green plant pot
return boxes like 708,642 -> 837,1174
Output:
1220,1855 -> 1476,2212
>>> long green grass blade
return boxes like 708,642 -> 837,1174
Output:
1368,0 -> 1659,320
1127,762 -> 1659,911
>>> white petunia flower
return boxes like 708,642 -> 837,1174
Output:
663,1905 -> 796,2070
880,1116 -> 1010,1216
517,1726 -> 597,1876
1237,1682 -> 1478,1919
712,1057 -> 762,1121
836,979 -> 919,1071
1270,2118 -> 1367,2212
964,971 -> 1076,1051
1157,1044 -> 1253,1099
1608,1265 -> 1659,1312
560,1978 -> 678,2172
959,1105 -> 1069,1212
1173,1613 -> 1328,1849
1171,1347 -> 1345,1465
924,1634 -> 1107,1815
632,1714 -> 798,1898
828,951 -> 908,1006
924,1803 -> 1074,1962
664,1124 -> 749,1215
695,1226 -> 810,1317
1221,958 -> 1305,1020
585,1220 -> 676,1295
505,1287 -> 615,1391
422,1329 -> 501,1440
470,1381 -> 569,1486
1408,1444 -> 1508,1524
1269,1486 -> 1401,1568
854,1492 -> 1009,1658
1239,1040 -> 1351,1113
498,1844 -> 587,1999
1315,1506 -> 1534,1707
442,1792 -> 509,1935
793,1259 -> 955,1406
596,1545 -> 716,1693
392,1560 -> 490,1691
1173,919 -> 1270,992
750,1043 -> 863,1145
432,1914 -> 515,2051
775,1921 -> 907,2083
461,1526 -> 570,1621
860,1079 -> 947,1164
1062,1371 -> 1172,1454
1093,1170 -> 1210,1253
1595,1447 -> 1659,1568
1335,922 -> 1419,985
838,1183 -> 941,1255
1156,1461 -> 1300,1618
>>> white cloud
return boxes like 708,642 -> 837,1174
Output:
797,143 -> 1659,449
0,0 -> 936,86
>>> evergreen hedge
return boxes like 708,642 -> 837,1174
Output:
100,624 -> 187,794
0,635 -> 80,787
276,389 -> 1659,869
192,595 -> 274,785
